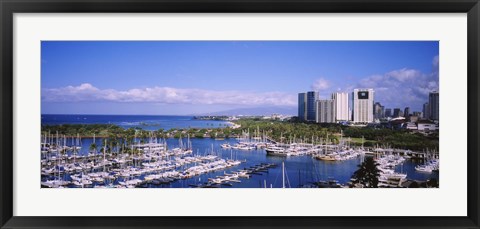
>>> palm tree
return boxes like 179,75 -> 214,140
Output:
101,138 -> 111,154
351,157 -> 381,188
89,142 -> 97,153
427,178 -> 439,188
107,133 -> 118,155
408,181 -> 420,188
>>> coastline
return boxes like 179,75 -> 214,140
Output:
227,121 -> 241,129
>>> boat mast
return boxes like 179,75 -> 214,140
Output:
179,134 -> 183,150
362,136 -> 365,150
103,139 -> 106,172
282,161 -> 285,188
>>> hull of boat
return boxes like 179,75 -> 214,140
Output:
266,150 -> 289,157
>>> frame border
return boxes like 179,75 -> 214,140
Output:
1,0 -> 479,228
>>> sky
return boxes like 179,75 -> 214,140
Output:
41,41 -> 439,115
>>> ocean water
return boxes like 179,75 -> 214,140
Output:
46,137 -> 439,188
41,114 -> 439,188
41,114 -> 231,130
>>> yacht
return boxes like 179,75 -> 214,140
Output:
265,146 -> 291,157
415,165 -> 434,173
315,154 -> 337,161
220,143 -> 231,149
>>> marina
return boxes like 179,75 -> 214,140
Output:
40,124 -> 439,188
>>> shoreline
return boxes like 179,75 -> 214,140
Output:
42,135 -> 240,139
227,121 -> 241,129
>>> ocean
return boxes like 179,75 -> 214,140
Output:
41,114 -> 231,131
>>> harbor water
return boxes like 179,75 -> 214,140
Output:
48,137 -> 439,188
41,115 -> 439,188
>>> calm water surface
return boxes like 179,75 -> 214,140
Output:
42,114 -> 230,130
42,115 -> 439,188
57,137 -> 439,188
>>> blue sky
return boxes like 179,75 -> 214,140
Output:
41,41 -> 439,115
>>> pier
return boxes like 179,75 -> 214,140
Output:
365,147 -> 439,160
40,131 -> 439,188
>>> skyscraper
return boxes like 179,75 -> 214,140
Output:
353,89 -> 374,123
404,107 -> 410,117
332,92 -> 349,122
429,91 -> 439,121
385,108 -> 392,118
423,103 -> 430,120
374,102 -> 384,119
298,93 -> 306,121
298,91 -> 318,122
393,108 -> 401,117
316,100 -> 336,123
306,91 -> 318,121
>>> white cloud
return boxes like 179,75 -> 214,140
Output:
356,63 -> 439,110
42,84 -> 297,107
433,55 -> 439,68
387,68 -> 421,82
311,78 -> 330,91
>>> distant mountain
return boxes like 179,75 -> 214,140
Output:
194,106 -> 297,116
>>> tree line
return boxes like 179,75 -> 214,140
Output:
42,119 -> 438,152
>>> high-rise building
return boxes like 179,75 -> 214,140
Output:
374,102 -> 384,119
423,103 -> 430,120
353,89 -> 374,123
298,91 -> 318,121
316,100 -> 336,123
385,108 -> 392,118
393,108 -> 401,117
306,91 -> 318,121
404,107 -> 410,117
298,93 -> 306,120
429,91 -> 439,121
332,92 -> 349,122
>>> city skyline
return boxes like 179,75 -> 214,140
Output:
42,41 -> 439,115
299,89 -> 437,123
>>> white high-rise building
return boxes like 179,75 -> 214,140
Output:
332,92 -> 349,122
353,89 -> 375,123
316,100 -> 336,123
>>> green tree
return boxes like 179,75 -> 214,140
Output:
408,181 -> 420,188
427,178 -> 439,188
351,157 -> 381,188
89,143 -> 97,153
